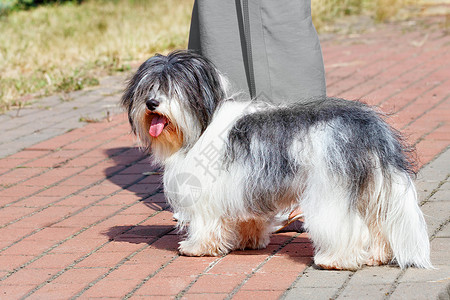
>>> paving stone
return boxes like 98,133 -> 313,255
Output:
430,237 -> 450,267
0,149 -> 16,158
390,281 -> 449,300
283,267 -> 351,299
0,75 -> 125,158
416,179 -> 443,201
346,266 -> 401,285
289,268 -> 352,288
0,15 -> 449,299
421,201 -> 450,236
135,275 -> 196,296
435,222 -> 450,238
400,264 -> 450,283
419,154 -> 450,182
440,181 -> 450,190
429,188 -> 450,202
189,274 -> 247,294
284,286 -> 338,300
338,284 -> 392,299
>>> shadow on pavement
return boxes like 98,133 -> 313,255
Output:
101,147 -> 176,247
103,222 -> 308,256
103,146 -> 164,204
103,225 -> 177,245
101,147 -> 309,257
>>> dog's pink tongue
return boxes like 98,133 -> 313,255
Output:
149,115 -> 167,137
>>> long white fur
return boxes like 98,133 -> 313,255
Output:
124,52 -> 431,269
164,100 -> 266,255
161,100 -> 431,268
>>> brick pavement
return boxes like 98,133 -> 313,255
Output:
0,16 -> 449,299
0,75 -> 124,159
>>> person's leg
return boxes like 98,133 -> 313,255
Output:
187,0 -> 325,231
257,0 -> 326,102
271,207 -> 303,233
188,0 -> 326,102
188,0 -> 250,97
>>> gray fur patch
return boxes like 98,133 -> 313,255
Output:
225,97 -> 415,212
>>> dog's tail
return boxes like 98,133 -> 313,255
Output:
380,171 -> 432,269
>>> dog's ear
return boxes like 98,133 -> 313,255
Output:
121,58 -> 156,133
163,51 -> 226,133
121,77 -> 137,133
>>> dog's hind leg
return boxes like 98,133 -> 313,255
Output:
301,179 -> 371,271
178,214 -> 236,257
237,218 -> 271,250
366,229 -> 392,266
379,171 -> 432,268
360,166 -> 393,266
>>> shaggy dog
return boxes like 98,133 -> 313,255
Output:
121,51 -> 431,270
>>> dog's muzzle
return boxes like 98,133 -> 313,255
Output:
146,99 -> 160,111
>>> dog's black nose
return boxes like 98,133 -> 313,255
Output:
146,99 -> 160,111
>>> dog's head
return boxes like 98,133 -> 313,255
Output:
122,51 -> 227,163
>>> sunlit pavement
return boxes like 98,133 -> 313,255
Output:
0,15 -> 449,299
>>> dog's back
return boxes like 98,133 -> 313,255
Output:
224,97 -> 431,269
226,97 -> 415,207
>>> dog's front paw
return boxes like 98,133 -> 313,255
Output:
314,254 -> 361,271
179,240 -> 229,257
178,241 -> 205,257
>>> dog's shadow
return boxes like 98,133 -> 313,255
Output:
101,148 -> 311,259
101,147 -> 182,250
103,147 -> 165,212
103,219 -> 310,259
104,224 -> 178,246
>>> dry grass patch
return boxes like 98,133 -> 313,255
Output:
312,0 -> 420,29
0,0 -> 193,111
0,0 -> 420,112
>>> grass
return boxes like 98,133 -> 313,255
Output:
0,0 -> 194,111
311,0 -> 419,29
0,0 -> 419,112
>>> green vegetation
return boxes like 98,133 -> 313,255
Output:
0,0 -> 418,112
0,0 -> 193,111
0,0 -> 81,15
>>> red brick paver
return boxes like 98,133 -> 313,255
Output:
0,16 -> 449,299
